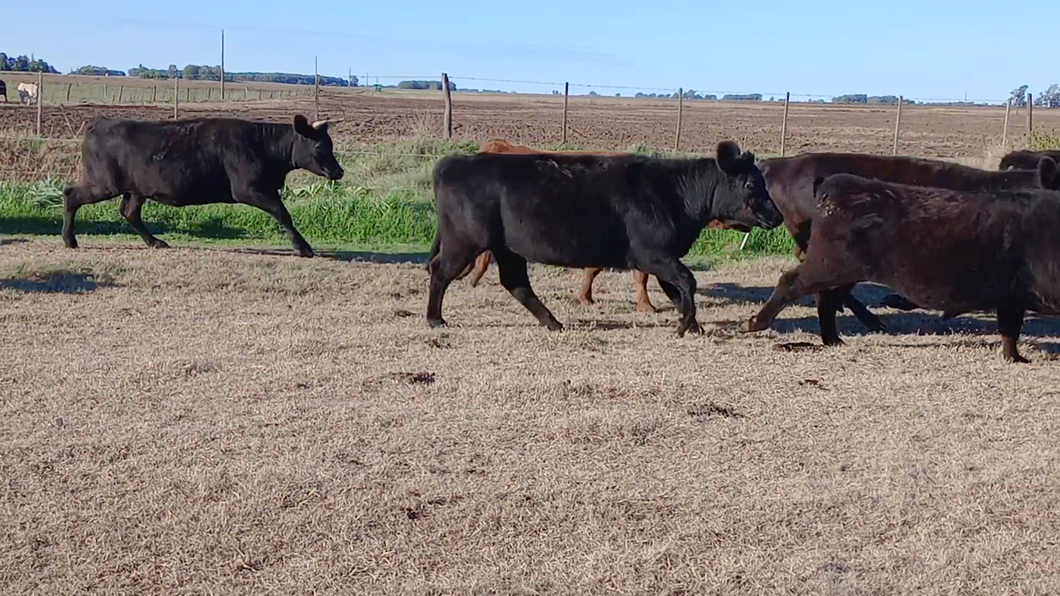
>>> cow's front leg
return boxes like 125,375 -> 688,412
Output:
636,254 -> 700,337
236,188 -> 313,257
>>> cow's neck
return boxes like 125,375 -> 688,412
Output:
261,123 -> 298,176
679,160 -> 722,226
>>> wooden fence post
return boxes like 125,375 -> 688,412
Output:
220,29 -> 225,101
66,83 -> 72,103
780,91 -> 790,156
674,88 -> 684,151
892,96 -> 903,156
1027,93 -> 1034,133
1002,98 -> 1011,149
442,73 -> 453,140
314,56 -> 320,122
117,85 -> 124,104
562,82 -> 569,145
152,86 -> 157,104
103,83 -> 108,102
174,76 -> 179,119
35,72 -> 43,136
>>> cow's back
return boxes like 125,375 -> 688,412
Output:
81,118 -> 238,203
817,175 -> 1060,313
435,152 -> 679,268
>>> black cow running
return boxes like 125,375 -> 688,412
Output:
427,141 -> 784,335
759,152 -> 1060,328
999,150 -> 1060,171
62,115 -> 344,256
743,167 -> 1060,362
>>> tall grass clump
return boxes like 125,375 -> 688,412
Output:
0,139 -> 794,258
1026,129 -> 1060,151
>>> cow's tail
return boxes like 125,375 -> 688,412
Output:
426,234 -> 441,272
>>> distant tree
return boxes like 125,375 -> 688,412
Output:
722,93 -> 762,101
832,94 -> 868,104
74,65 -> 126,76
1039,84 -> 1060,109
397,79 -> 454,90
615,93 -> 621,97
350,74 -> 358,87
1010,85 -> 1029,108
0,53 -> 58,73
588,90 -> 598,96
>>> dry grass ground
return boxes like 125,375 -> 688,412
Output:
1,238 -> 1058,595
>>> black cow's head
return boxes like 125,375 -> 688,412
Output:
711,141 -> 784,231
292,115 -> 345,181
1036,157 -> 1060,190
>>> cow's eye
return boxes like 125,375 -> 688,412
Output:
744,181 -> 755,191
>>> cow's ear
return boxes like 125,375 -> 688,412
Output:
293,115 -> 313,138
1037,157 -> 1060,190
716,141 -> 741,175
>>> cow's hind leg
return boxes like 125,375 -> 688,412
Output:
633,270 -> 657,313
492,248 -> 562,331
465,252 -> 491,286
237,189 -> 313,257
817,290 -> 846,346
119,193 -> 169,248
426,241 -> 480,328
837,285 -> 885,332
997,309 -> 1029,363
62,185 -> 117,249
577,268 -> 603,306
636,255 -> 700,336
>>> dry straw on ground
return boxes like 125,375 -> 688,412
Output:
1,238 -> 1058,594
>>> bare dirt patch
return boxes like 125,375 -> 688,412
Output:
4,89 -> 1058,160
1,238 -> 1058,594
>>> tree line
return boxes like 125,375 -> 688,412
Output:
0,53 -> 59,73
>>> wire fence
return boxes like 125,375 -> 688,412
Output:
1,69 -> 1052,185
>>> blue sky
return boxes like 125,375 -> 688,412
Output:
3,0 -> 1052,101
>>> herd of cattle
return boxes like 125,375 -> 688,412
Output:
0,79 -> 39,104
47,113 -> 1060,363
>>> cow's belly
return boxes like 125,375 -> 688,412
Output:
502,222 -> 631,269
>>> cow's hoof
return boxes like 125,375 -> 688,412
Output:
1004,352 -> 1030,364
427,317 -> 447,328
148,239 -> 170,249
297,248 -> 315,258
575,295 -> 594,307
860,316 -> 886,333
740,318 -> 761,333
822,336 -> 846,347
545,320 -> 564,331
880,294 -> 919,311
636,302 -> 658,314
675,320 -> 702,337
64,241 -> 78,249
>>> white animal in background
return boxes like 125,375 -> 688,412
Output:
17,82 -> 38,104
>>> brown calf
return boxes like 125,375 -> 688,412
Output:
460,138 -> 658,313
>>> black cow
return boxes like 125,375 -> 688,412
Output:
61,115 -> 344,256
0,79 -> 6,103
759,152 -> 1060,331
742,164 -> 1060,362
999,149 -> 1060,171
427,141 -> 784,335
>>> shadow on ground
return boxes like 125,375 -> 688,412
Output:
0,270 -> 118,294
0,216 -> 252,242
